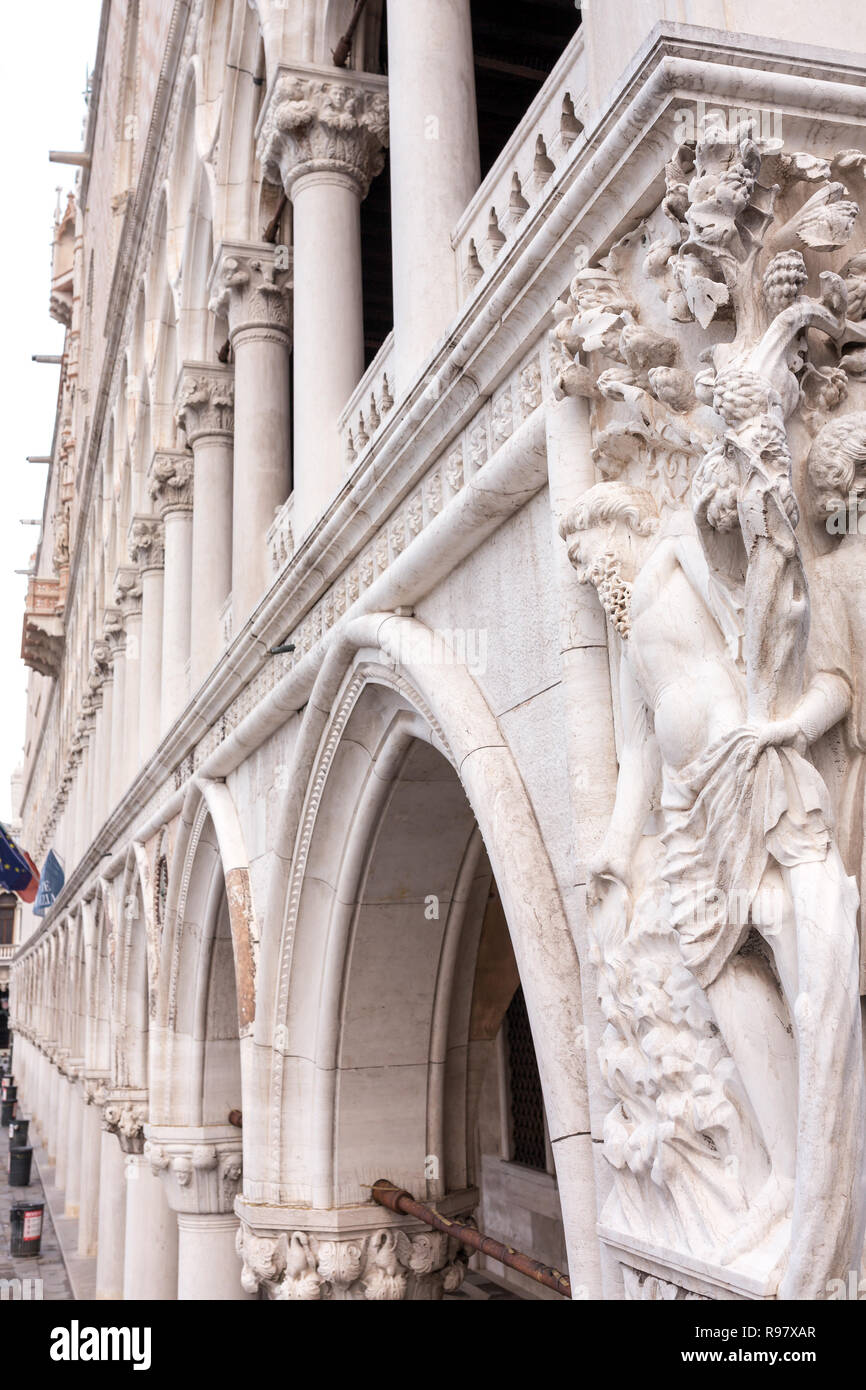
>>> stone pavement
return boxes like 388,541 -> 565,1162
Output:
0,1109 -> 73,1300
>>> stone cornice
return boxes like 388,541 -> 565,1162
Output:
256,63 -> 389,200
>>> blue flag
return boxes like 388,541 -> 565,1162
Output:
0,823 -> 37,896
33,850 -> 65,917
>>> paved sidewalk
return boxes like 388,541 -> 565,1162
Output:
0,1114 -> 72,1300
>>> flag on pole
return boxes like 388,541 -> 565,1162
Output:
0,823 -> 39,901
33,850 -> 65,917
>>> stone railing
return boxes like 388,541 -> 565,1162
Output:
452,28 -> 587,303
339,332 -> 396,469
267,494 -> 295,578
0,944 -> 14,962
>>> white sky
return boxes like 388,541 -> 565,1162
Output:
0,1 -> 102,826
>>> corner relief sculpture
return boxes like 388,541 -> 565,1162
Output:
556,116 -> 866,1298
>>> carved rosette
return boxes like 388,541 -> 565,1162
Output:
147,450 -> 194,517
235,1221 -> 467,1302
208,243 -> 291,342
145,1137 -> 243,1214
103,1099 -> 148,1154
175,365 -> 235,444
128,514 -> 165,573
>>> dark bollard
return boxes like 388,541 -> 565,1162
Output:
0,1097 -> 17,1126
9,1200 -> 44,1256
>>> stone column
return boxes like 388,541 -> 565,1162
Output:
148,450 -> 194,733
64,1067 -> 85,1212
146,1130 -> 251,1301
128,516 -> 165,761
209,244 -> 291,631
175,365 -> 235,686
95,1127 -> 128,1299
114,566 -> 143,791
86,643 -> 113,843
123,1156 -> 180,1300
54,1064 -> 72,1190
102,1096 -> 178,1301
78,1077 -> 107,1259
104,607 -> 127,815
386,0 -> 480,383
256,68 -> 388,541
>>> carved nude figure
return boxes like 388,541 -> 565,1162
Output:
561,479 -> 866,1298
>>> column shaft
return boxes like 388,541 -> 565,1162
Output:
78,1098 -> 103,1258
122,1155 -> 179,1300
160,509 -> 193,728
387,0 -> 480,382
177,1214 -> 252,1300
292,173 -> 364,536
95,1131 -> 128,1299
64,1081 -> 84,1217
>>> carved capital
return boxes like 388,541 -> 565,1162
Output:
258,67 -> 389,201
147,449 -> 194,515
102,1098 -> 148,1154
114,565 -> 143,619
88,639 -> 113,695
128,514 -> 165,572
145,1134 -> 242,1214
103,606 -> 125,658
82,1075 -> 109,1107
176,364 -> 235,443
235,1220 -> 467,1302
208,242 -> 291,342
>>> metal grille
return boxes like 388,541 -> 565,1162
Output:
505,985 -> 547,1171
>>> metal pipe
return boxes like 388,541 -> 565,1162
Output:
371,1179 -> 571,1297
332,0 -> 370,68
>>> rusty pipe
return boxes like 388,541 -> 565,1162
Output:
332,0 -> 371,68
371,1180 -> 571,1297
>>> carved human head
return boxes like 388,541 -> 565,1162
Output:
805,412 -> 866,529
560,482 -> 659,583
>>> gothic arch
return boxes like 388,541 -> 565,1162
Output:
259,613 -> 592,1268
